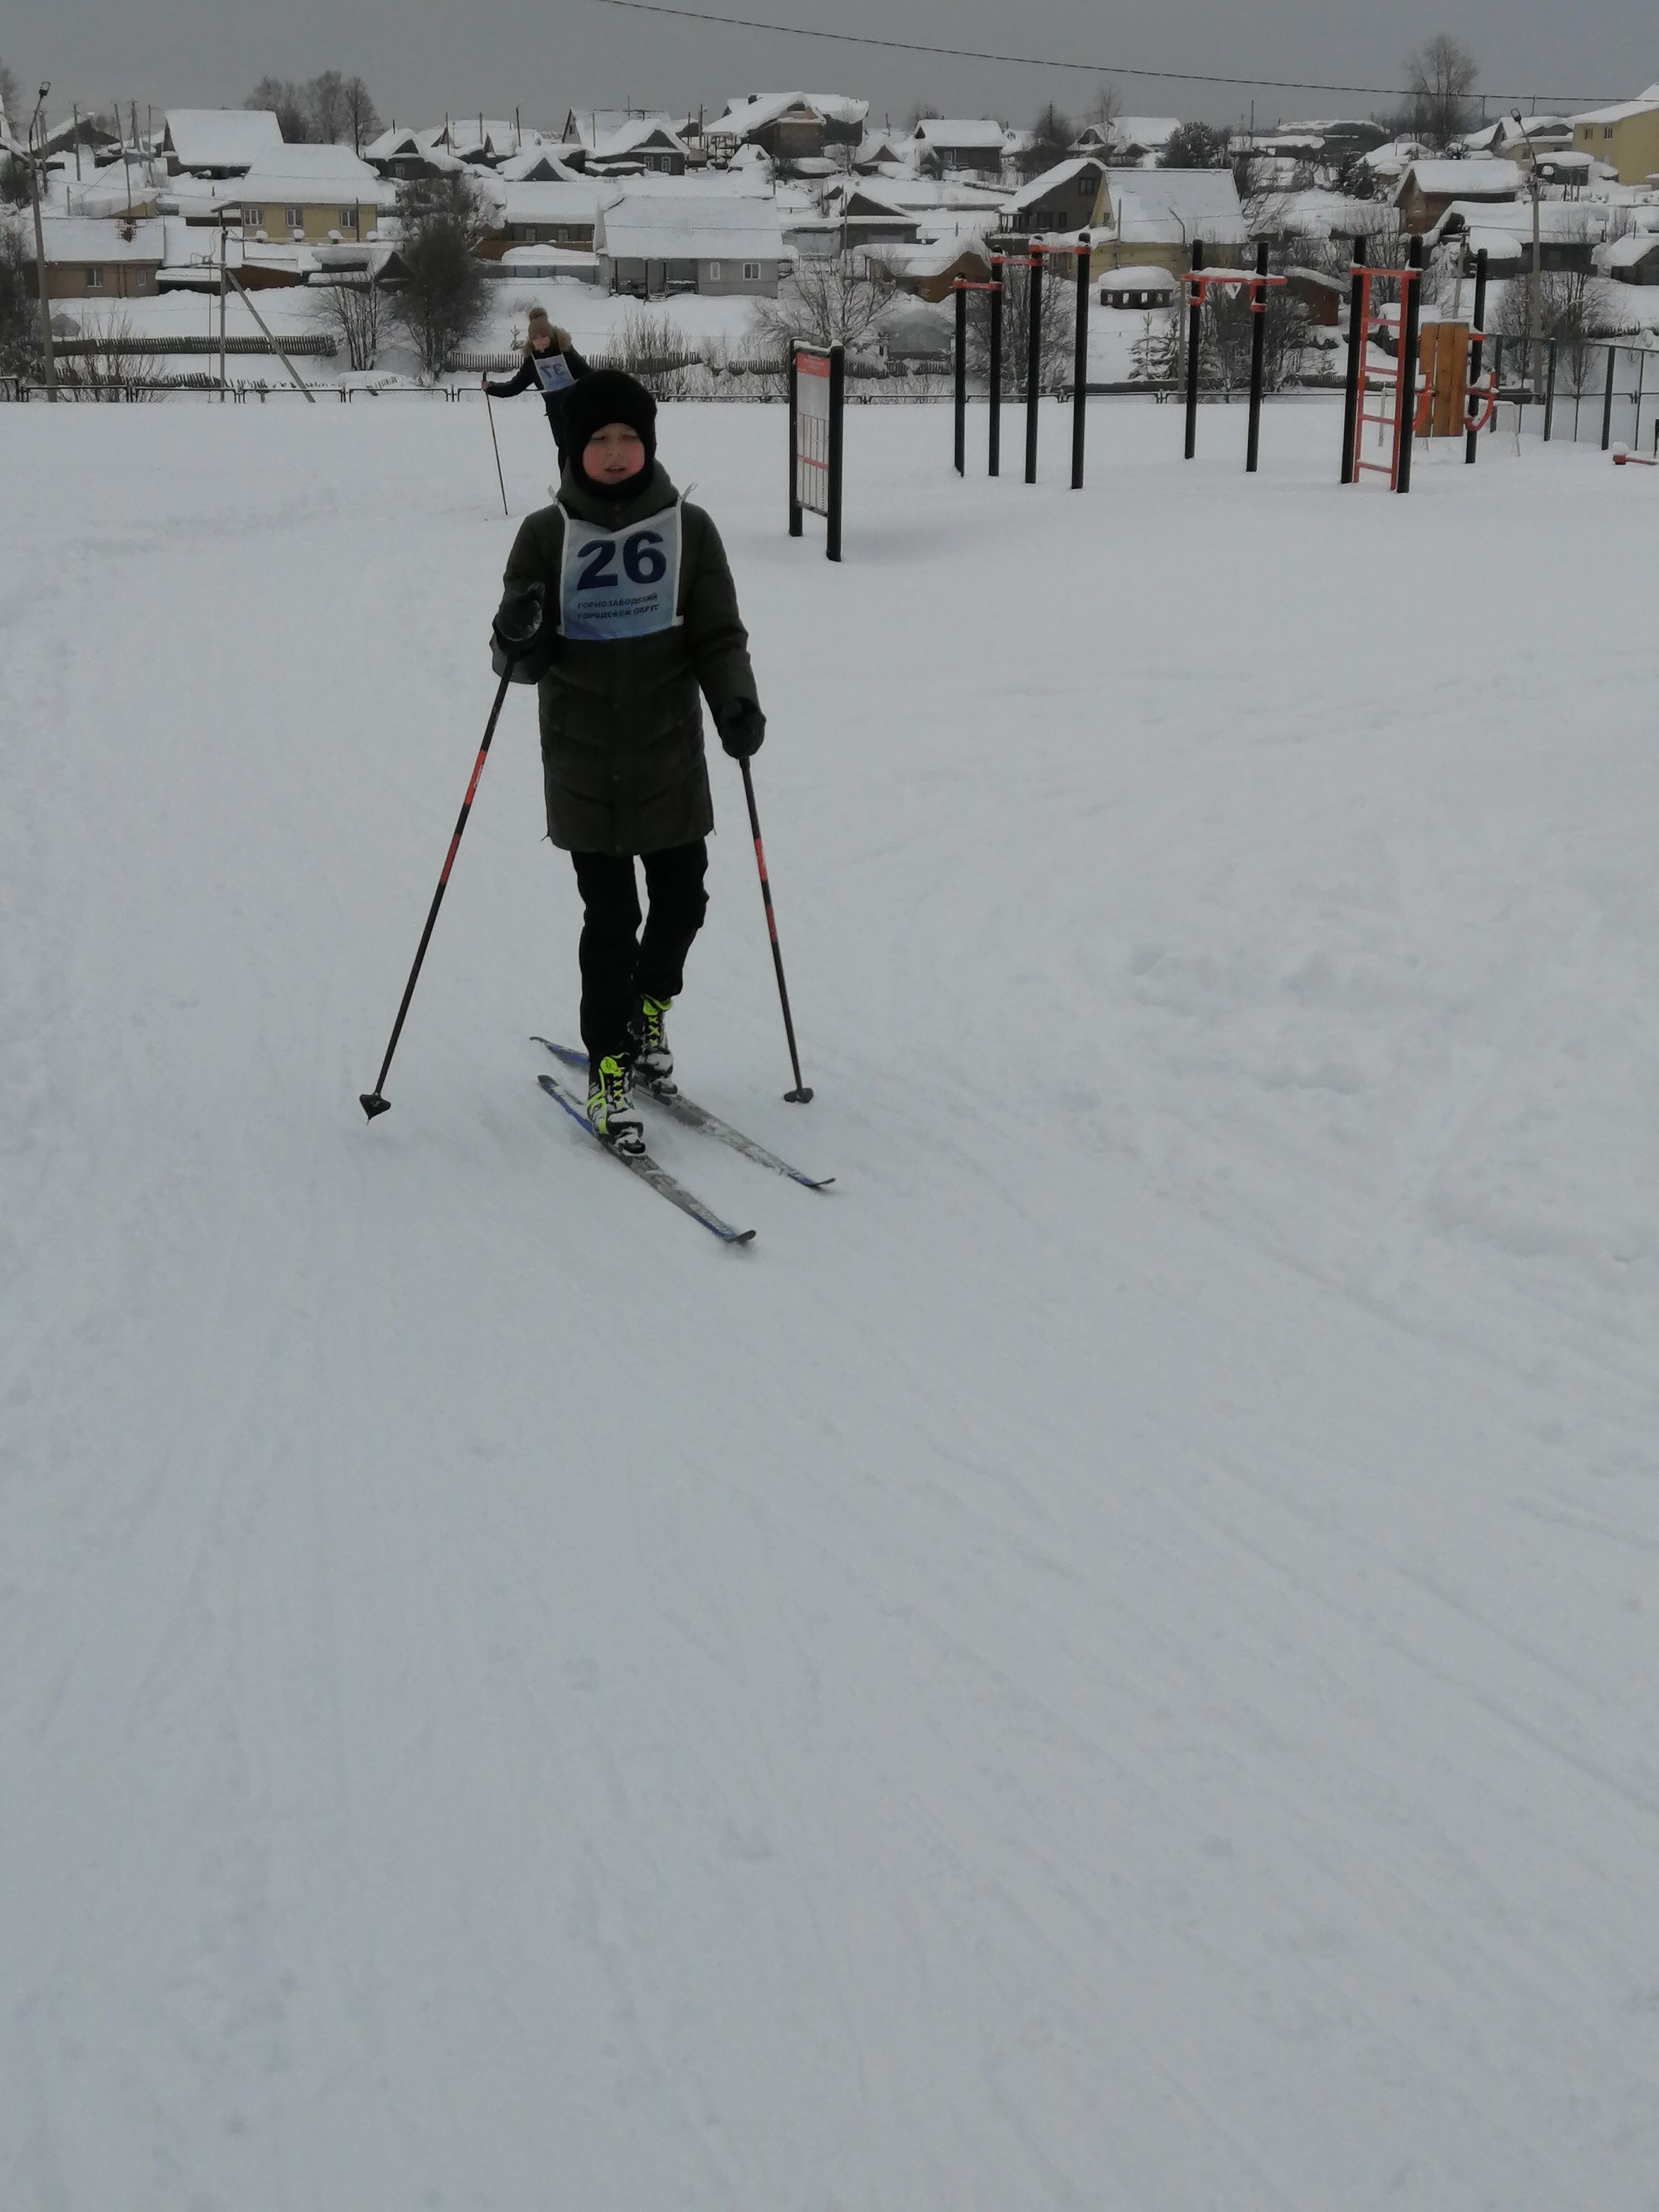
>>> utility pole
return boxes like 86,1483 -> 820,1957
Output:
27,85 -> 59,399
1513,110 -> 1545,401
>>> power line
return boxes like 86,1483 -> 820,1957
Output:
584,0 -> 1613,108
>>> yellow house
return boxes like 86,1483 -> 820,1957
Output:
1570,85 -> 1659,185
216,147 -> 384,246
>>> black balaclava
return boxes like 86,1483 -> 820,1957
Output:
565,369 -> 658,501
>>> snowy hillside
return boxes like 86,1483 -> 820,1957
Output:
4,392 -> 1659,2208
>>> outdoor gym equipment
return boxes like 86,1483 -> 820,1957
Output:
949,234 -> 1093,488
1340,237 -> 1497,492
1180,240 -> 1287,474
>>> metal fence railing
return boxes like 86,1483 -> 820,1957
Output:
1485,335 -> 1659,454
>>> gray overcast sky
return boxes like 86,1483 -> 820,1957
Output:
4,1 -> 1653,135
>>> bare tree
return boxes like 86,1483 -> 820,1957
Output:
0,55 -> 20,137
342,77 -> 381,157
308,71 -> 348,145
0,221 -> 42,377
246,76 -> 313,143
1406,36 -> 1478,152
314,274 -> 385,371
391,171 -> 490,377
1493,265 -> 1617,394
751,257 -> 898,353
966,258 -> 1074,395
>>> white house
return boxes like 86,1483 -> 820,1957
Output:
595,195 -> 790,296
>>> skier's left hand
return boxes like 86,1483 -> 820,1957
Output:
718,700 -> 766,760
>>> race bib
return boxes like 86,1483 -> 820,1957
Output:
557,501 -> 683,641
533,352 -> 575,394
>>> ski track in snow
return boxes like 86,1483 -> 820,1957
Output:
3,396 -> 1658,2210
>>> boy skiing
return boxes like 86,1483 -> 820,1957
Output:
493,369 -> 765,1153
481,305 -> 590,466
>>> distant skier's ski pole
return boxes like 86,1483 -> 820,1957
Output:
739,756 -> 813,1104
361,585 -> 544,1120
484,389 -> 509,517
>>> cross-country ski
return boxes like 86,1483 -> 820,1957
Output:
533,1037 -> 833,1189
538,1070 -> 755,1244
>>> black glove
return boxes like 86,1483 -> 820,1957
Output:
490,580 -> 550,681
718,700 -> 766,761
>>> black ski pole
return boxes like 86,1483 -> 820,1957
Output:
483,387 -> 509,517
361,585 -> 543,1120
739,755 -> 812,1103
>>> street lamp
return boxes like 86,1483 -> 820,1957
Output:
1512,109 -> 1545,402
27,81 -> 60,398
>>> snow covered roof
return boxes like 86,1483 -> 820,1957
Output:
1425,197 -> 1608,245
162,109 -> 283,174
712,92 -> 869,135
595,195 -> 789,260
1099,262 -> 1177,289
494,147 -> 585,183
32,214 -> 167,263
1395,159 -> 1523,202
1005,157 -> 1104,212
1597,232 -> 1659,270
498,180 -> 616,224
1104,169 -> 1246,244
1108,117 -> 1182,151
1571,84 -> 1659,127
592,117 -> 688,161
214,147 -> 382,216
913,118 -> 1008,151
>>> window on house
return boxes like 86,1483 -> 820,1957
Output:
1604,126 -> 1614,140
133,271 -> 147,290
86,266 -> 105,289
709,260 -> 722,278
341,208 -> 358,227
285,206 -> 303,229
244,205 -> 264,228
743,260 -> 760,280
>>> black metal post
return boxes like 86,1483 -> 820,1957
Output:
1489,335 -> 1502,434
739,757 -> 812,1103
988,271 -> 1002,476
1395,235 -> 1424,495
1071,238 -> 1089,489
787,343 -> 802,536
1184,237 -> 1204,459
1543,338 -> 1556,442
1025,249 -> 1042,483
954,282 -> 967,475
826,343 -> 844,561
1464,246 -> 1488,464
1341,235 -> 1365,484
1245,238 -> 1269,474
1601,343 -> 1617,451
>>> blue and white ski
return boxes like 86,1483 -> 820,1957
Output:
538,1073 -> 755,1245
532,1038 -> 832,1191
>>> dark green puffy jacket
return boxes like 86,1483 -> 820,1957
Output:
498,462 -> 760,856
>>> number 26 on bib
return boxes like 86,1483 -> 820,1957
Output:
557,501 -> 683,641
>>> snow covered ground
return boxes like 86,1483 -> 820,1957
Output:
4,392 -> 1659,2209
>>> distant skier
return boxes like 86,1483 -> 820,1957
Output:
481,304 -> 590,466
492,368 -> 765,1152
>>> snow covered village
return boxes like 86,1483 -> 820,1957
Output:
4,19 -> 1659,2210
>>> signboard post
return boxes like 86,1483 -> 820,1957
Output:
788,341 -> 844,561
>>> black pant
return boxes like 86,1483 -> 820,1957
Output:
570,841 -> 709,1062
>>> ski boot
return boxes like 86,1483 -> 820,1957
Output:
586,1054 -> 644,1153
630,993 -> 677,1094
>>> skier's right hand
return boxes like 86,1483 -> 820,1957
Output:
717,700 -> 766,760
